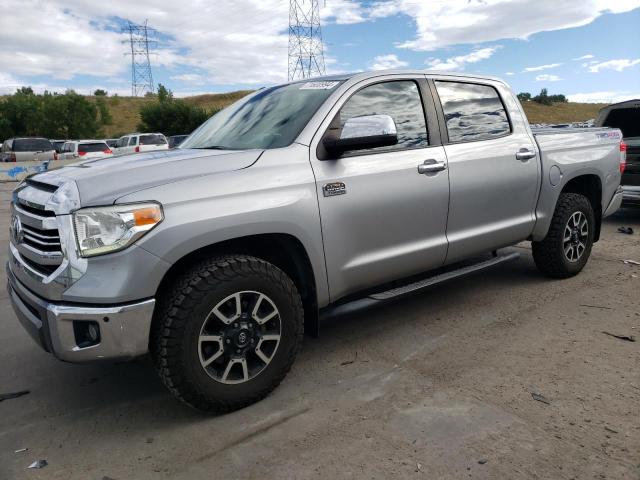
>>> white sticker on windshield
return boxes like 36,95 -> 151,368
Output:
300,81 -> 340,90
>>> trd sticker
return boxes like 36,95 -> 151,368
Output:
323,182 -> 346,197
595,131 -> 621,141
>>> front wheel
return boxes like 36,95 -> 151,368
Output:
532,193 -> 595,278
152,255 -> 304,412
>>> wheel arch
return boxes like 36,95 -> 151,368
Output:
560,174 -> 602,242
153,233 -> 320,338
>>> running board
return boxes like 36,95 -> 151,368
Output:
369,251 -> 520,301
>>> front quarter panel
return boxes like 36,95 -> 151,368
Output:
116,143 -> 330,306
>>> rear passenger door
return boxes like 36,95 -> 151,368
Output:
311,76 -> 450,300
432,79 -> 539,263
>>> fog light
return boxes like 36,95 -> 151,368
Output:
73,321 -> 101,348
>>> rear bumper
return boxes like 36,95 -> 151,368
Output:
603,186 -> 623,217
7,263 -> 155,362
621,185 -> 640,206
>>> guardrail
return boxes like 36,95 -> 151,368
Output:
0,159 -> 79,182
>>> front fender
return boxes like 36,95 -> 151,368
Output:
117,144 -> 330,306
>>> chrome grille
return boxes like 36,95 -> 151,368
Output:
12,182 -> 64,277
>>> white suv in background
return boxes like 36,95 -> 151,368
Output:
113,133 -> 169,156
60,140 -> 113,160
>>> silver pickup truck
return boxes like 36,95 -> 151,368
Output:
7,71 -> 625,412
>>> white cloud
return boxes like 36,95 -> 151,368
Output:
321,0 -> 366,24
369,0 -> 640,51
568,91 -> 640,103
0,0 -> 366,90
588,59 -> 640,72
505,72 -> 515,76
523,63 -> 563,72
370,54 -> 409,70
573,54 -> 594,61
426,46 -> 500,71
170,73 -> 206,85
535,74 -> 562,82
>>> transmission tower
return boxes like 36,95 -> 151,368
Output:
288,0 -> 326,81
124,20 -> 157,96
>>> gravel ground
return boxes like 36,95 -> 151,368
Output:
0,181 -> 638,480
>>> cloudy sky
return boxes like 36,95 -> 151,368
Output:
1,0 -> 639,102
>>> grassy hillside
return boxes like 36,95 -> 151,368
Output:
90,90 -> 253,137
46,92 -> 606,138
521,101 -> 605,124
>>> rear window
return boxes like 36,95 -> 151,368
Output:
140,134 -> 167,145
79,142 -> 108,153
435,81 -> 511,143
12,138 -> 53,152
602,108 -> 640,138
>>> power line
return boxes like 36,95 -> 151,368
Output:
123,20 -> 157,97
288,0 -> 326,81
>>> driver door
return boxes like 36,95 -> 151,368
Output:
310,77 -> 450,301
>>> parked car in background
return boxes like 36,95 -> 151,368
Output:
7,71 -> 624,413
168,135 -> 189,149
51,140 -> 67,154
113,133 -> 169,156
596,99 -> 640,206
60,140 -> 113,160
0,137 -> 56,162
105,139 -> 118,149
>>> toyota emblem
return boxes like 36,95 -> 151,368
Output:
10,214 -> 24,245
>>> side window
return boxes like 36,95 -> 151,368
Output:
334,80 -> 429,154
128,137 -> 137,146
435,81 -> 511,143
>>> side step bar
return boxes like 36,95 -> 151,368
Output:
369,251 -> 520,300
321,251 -> 520,319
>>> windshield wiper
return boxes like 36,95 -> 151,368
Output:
194,145 -> 230,150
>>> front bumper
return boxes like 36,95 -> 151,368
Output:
621,185 -> 640,206
7,263 -> 156,362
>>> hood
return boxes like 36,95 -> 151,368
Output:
31,148 -> 262,206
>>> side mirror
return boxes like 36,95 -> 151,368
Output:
323,114 -> 398,156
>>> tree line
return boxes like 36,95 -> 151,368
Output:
0,84 -> 216,143
0,87 -> 112,142
517,88 -> 568,105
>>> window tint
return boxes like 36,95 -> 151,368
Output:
116,137 -> 127,148
13,138 -> 53,152
336,81 -> 428,153
128,137 -> 137,146
435,81 -> 510,143
79,142 -> 108,153
140,134 -> 167,145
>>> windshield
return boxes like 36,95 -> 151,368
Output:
140,134 -> 167,145
181,81 -> 342,150
79,142 -> 108,153
13,138 -> 53,152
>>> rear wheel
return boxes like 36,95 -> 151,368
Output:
532,193 -> 595,278
152,255 -> 304,412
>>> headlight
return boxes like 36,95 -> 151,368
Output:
73,203 -> 163,257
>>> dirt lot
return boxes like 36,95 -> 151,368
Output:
0,182 -> 638,480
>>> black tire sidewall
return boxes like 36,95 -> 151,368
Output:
179,264 -> 301,404
555,196 -> 595,275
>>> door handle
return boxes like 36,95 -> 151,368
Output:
418,159 -> 447,174
515,148 -> 536,161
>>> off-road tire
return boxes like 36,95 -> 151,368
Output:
532,193 -> 595,278
151,255 -> 304,413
